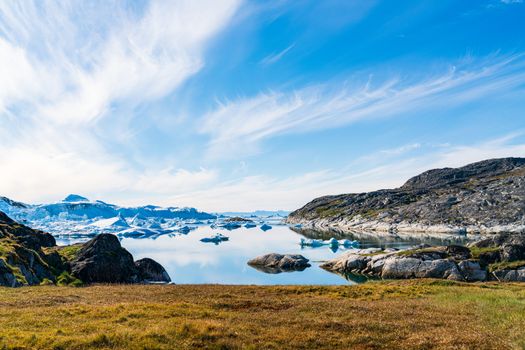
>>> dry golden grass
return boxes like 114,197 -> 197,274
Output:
0,280 -> 524,349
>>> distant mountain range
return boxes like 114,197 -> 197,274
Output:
287,157 -> 525,234
218,210 -> 290,218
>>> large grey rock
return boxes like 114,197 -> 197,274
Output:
248,253 -> 310,273
381,257 -> 463,280
320,253 -> 370,273
381,257 -> 421,279
457,260 -> 487,281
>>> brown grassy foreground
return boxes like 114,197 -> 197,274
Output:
0,280 -> 524,350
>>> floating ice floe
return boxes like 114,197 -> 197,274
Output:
200,233 -> 229,244
218,222 -> 242,230
300,238 -> 359,249
177,225 -> 195,234
260,224 -> 272,231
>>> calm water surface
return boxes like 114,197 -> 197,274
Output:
55,224 -> 470,285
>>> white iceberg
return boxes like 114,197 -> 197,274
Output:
300,237 -> 359,249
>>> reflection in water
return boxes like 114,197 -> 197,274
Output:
55,224 -> 473,285
292,227 -> 471,249
248,264 -> 309,274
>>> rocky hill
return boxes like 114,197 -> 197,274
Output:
0,211 -> 170,287
287,157 -> 525,234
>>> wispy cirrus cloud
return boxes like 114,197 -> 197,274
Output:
165,133 -> 525,212
0,0 -> 241,204
0,0 -> 241,125
260,43 -> 295,66
201,54 -> 525,158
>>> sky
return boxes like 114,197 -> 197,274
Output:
0,0 -> 524,212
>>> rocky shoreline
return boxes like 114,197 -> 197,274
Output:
287,216 -> 525,235
319,232 -> 525,282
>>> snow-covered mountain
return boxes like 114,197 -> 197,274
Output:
0,194 -> 216,238
219,210 -> 290,218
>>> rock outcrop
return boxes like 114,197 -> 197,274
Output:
287,158 -> 525,234
248,253 -> 311,273
321,233 -> 525,282
67,234 -> 171,284
0,211 -> 170,287
70,234 -> 140,283
0,211 -> 58,287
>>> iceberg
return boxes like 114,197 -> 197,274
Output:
218,222 -> 242,230
177,226 -> 195,234
200,233 -> 229,244
111,213 -> 130,228
244,222 -> 257,228
260,224 -> 272,231
300,238 -> 359,249
0,194 -> 215,237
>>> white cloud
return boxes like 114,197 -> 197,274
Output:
201,54 -> 525,158
260,43 -> 295,65
157,134 -> 525,212
0,0 -> 242,204
0,0 -> 241,125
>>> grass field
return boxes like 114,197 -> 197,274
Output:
0,280 -> 524,349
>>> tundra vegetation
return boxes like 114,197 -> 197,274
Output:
0,281 -> 524,350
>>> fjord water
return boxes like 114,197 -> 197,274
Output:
55,225 -> 469,285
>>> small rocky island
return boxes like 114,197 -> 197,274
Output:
0,211 -> 170,287
287,157 -> 525,234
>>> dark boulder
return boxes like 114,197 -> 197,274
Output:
478,250 -> 501,267
446,245 -> 471,260
70,234 -> 140,283
457,261 -> 487,281
501,244 -> 525,262
135,258 -> 171,283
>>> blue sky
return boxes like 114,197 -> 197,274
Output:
0,0 -> 524,211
